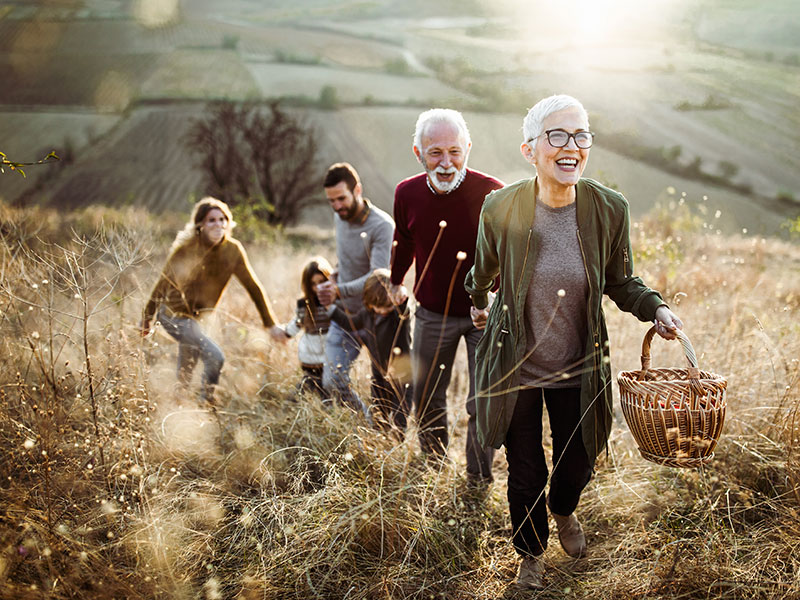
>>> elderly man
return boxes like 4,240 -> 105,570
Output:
317,162 -> 394,415
390,109 -> 503,481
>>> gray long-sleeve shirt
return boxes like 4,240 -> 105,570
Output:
334,200 -> 394,313
520,199 -> 589,388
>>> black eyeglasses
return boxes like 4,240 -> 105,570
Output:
530,129 -> 594,149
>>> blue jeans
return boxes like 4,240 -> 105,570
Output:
158,307 -> 224,401
322,320 -> 369,416
413,305 -> 495,480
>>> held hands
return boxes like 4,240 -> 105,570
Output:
268,325 -> 289,344
389,283 -> 408,306
469,292 -> 496,330
653,306 -> 683,340
316,281 -> 339,307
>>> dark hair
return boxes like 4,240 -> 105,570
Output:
323,162 -> 360,193
363,268 -> 392,310
301,257 -> 333,309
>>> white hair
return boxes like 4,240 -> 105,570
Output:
522,94 -> 589,144
413,108 -> 471,151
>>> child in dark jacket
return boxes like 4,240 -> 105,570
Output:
280,257 -> 333,400
328,268 -> 412,434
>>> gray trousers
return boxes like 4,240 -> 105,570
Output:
157,306 -> 224,401
321,321 -> 370,416
413,305 -> 495,480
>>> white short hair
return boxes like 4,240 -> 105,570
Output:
522,95 -> 589,143
413,108 -> 471,150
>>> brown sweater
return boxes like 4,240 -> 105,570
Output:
143,236 -> 276,327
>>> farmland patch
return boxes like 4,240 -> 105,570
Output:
139,49 -> 261,100
0,110 -> 119,203
245,63 -> 470,105
39,105 -> 208,212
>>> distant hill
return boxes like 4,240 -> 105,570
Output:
0,0 -> 797,235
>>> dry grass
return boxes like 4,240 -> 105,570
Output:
0,200 -> 799,599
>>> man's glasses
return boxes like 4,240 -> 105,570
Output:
530,129 -> 594,149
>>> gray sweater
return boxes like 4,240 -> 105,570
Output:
520,199 -> 589,388
334,200 -> 394,313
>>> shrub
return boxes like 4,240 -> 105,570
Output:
185,101 -> 324,226
318,85 -> 339,110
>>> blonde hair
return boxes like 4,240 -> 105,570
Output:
171,197 -> 236,250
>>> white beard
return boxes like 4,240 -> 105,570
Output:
426,164 -> 467,194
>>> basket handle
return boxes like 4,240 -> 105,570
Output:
640,326 -> 705,395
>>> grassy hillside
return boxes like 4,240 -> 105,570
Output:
2,104 -> 788,237
1,201 -> 798,598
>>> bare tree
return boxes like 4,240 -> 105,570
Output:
185,101 -> 324,225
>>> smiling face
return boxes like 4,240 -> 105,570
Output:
522,106 -> 590,191
199,208 -> 228,246
414,120 -> 471,194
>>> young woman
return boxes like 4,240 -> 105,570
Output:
141,197 -> 285,404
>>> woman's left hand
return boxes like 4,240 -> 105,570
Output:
653,306 -> 683,340
268,325 -> 288,343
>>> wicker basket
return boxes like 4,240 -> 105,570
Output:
617,326 -> 727,468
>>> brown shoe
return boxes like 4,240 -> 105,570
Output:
515,555 -> 545,590
552,512 -> 587,558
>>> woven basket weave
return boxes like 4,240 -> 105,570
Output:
617,326 -> 727,468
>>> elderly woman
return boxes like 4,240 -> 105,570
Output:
142,197 -> 285,404
465,95 -> 682,590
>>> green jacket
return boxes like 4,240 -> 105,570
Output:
464,177 -> 666,466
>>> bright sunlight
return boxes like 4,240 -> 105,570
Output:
511,0 -> 688,47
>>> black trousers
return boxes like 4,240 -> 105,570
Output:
298,365 -> 325,399
370,367 -> 412,434
505,387 -> 592,557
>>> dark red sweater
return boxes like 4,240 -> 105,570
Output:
391,169 -> 503,317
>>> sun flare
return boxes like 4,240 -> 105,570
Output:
515,0 -> 683,47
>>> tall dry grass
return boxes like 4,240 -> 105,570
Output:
0,198 -> 799,599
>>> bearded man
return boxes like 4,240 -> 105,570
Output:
317,162 -> 394,415
390,109 -> 503,482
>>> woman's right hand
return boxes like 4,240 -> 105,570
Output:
470,292 -> 496,330
470,306 -> 489,330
